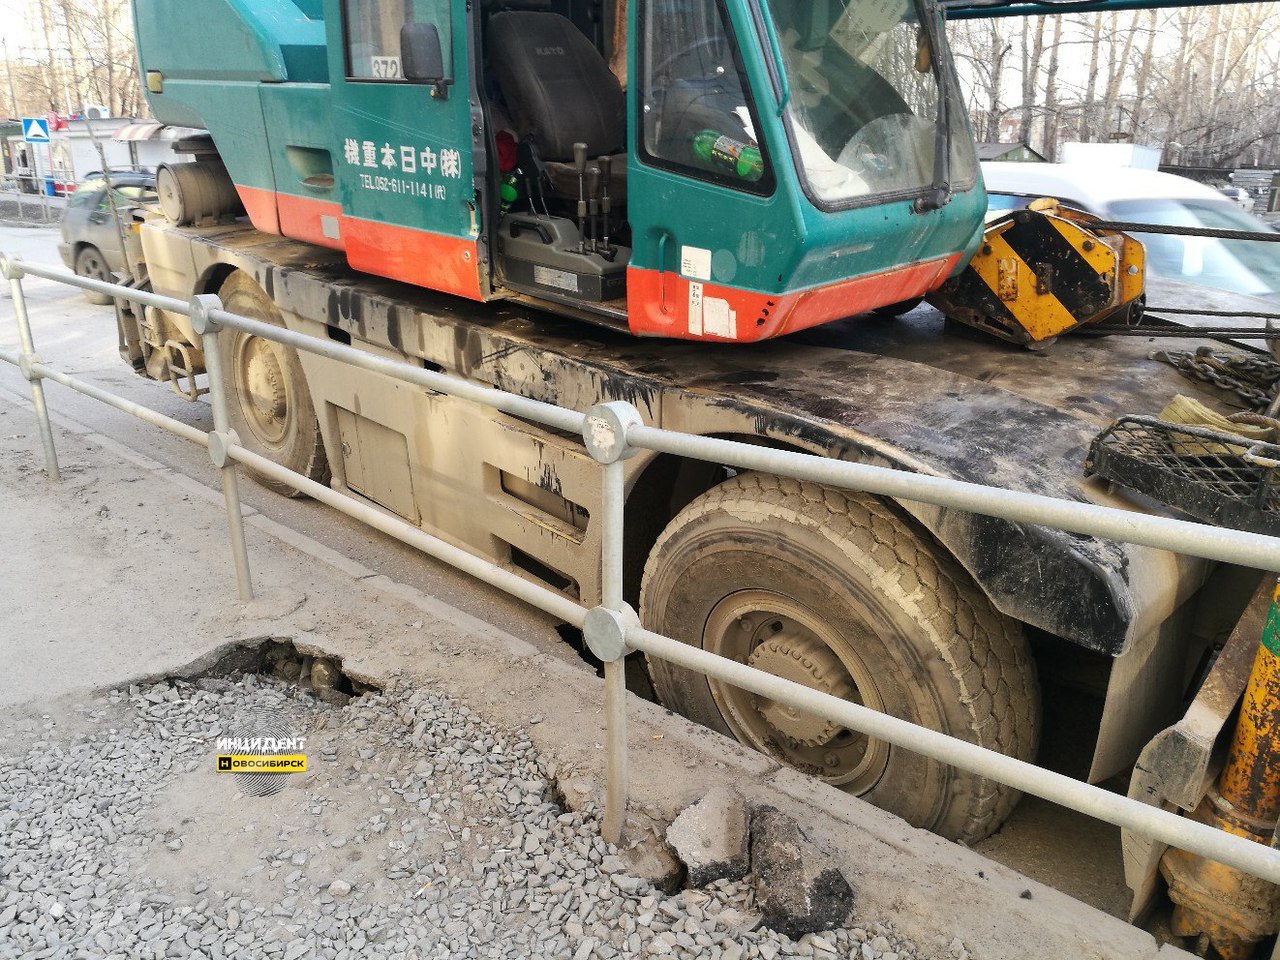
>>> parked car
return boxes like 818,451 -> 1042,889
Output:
1218,186 -> 1256,213
58,171 -> 157,305
982,163 -> 1280,307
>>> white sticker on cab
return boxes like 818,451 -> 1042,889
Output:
703,297 -> 736,339
688,281 -> 704,336
680,246 -> 712,282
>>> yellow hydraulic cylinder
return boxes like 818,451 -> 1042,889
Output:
1162,580 -> 1280,959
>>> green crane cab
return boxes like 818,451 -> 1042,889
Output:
136,0 -> 984,342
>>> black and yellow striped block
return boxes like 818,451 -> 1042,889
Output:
930,203 -> 1144,347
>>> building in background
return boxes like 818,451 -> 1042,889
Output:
2,116 -> 195,194
977,143 -> 1047,163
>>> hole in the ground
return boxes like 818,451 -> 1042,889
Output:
182,637 -> 382,706
552,624 -> 658,702
556,622 -> 602,675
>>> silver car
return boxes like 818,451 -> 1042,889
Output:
58,172 -> 157,304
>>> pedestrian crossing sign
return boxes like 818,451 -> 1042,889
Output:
22,118 -> 51,143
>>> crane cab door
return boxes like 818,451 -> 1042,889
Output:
327,0 -> 484,300
624,0 -> 785,341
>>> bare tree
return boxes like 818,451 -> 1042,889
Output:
1145,3 -> 1280,165
1129,9 -> 1158,140
1101,12 -> 1137,139
951,18 -> 1012,142
1077,13 -> 1103,141
949,5 -> 1280,168
1040,15 -> 1063,158
1018,16 -> 1045,146
1,0 -> 144,119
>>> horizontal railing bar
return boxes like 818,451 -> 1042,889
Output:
15,260 -> 187,313
9,258 -> 583,433
209,309 -> 587,437
4,348 -> 206,448
31,361 -> 209,447
226,442 -> 587,628
14,259 -> 1280,575
627,426 -> 1280,572
627,624 -> 1280,885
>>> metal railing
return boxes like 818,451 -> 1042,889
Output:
0,175 -> 59,224
7,250 -> 1280,890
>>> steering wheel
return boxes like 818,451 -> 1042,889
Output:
652,37 -> 733,82
837,113 -> 935,184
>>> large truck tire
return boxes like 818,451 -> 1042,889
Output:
216,272 -> 329,497
641,473 -> 1039,844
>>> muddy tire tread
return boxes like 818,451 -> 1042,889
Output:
642,473 -> 1039,844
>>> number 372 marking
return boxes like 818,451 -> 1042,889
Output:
372,56 -> 402,79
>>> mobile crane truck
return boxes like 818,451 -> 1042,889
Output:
109,0 -> 1280,952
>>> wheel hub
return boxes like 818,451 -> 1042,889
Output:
701,590 -> 889,791
240,338 -> 288,437
748,634 -> 856,746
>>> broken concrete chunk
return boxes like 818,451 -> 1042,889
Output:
750,806 -> 854,939
665,786 -> 750,888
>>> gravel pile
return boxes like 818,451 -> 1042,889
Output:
0,671 -> 966,960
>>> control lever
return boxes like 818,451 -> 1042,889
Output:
574,142 -> 588,253
597,155 -> 616,261
516,139 -> 552,218
585,165 -> 601,255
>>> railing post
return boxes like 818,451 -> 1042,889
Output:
582,401 -> 644,845
190,294 -> 254,602
1,254 -> 61,481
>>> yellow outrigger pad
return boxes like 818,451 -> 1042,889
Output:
929,199 -> 1145,347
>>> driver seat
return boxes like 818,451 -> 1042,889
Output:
488,11 -> 627,202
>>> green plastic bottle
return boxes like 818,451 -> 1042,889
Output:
500,173 -> 520,210
692,130 -> 764,182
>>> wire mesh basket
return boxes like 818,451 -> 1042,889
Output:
1085,415 -> 1280,537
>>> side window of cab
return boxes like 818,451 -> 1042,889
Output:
344,0 -> 452,82
637,0 -> 774,194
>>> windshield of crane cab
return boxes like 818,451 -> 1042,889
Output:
763,0 -> 975,206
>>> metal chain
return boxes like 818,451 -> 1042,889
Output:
1090,324 -> 1280,339
1153,347 -> 1280,411
1086,220 -> 1280,243
1147,306 -> 1280,322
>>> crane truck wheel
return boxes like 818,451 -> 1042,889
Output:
640,473 -> 1040,844
215,272 -> 329,497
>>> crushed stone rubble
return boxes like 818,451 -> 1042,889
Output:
0,672 -> 970,960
